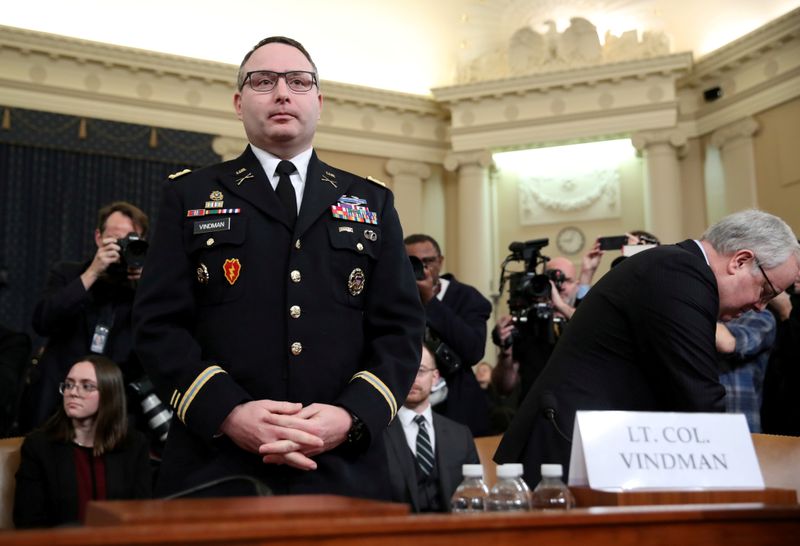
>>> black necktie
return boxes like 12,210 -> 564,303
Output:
414,414 -> 434,476
275,160 -> 297,227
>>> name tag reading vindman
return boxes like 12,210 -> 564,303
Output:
567,411 -> 764,490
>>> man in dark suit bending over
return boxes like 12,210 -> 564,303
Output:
384,344 -> 479,512
495,209 -> 800,486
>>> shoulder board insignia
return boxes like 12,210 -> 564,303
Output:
365,176 -> 386,187
168,168 -> 192,180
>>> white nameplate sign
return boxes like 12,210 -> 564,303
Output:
568,411 -> 764,490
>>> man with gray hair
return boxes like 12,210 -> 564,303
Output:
495,209 -> 800,486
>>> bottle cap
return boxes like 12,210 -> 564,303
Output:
496,463 -> 524,478
462,464 -> 484,478
540,463 -> 563,478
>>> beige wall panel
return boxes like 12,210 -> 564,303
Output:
753,96 -> 800,232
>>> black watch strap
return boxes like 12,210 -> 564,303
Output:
345,410 -> 369,449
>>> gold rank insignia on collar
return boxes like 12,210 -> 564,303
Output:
234,168 -> 254,186
168,168 -> 192,180
322,170 -> 338,188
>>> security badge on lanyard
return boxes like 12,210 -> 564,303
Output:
90,306 -> 114,354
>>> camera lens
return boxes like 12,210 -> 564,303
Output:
408,255 -> 426,280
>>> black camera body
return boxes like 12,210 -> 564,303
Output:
408,255 -> 426,281
425,328 -> 462,377
118,232 -> 148,269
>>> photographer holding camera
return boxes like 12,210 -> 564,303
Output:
405,234 -> 492,437
493,242 -> 579,403
25,202 -> 157,436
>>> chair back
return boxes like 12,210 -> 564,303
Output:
0,436 -> 24,529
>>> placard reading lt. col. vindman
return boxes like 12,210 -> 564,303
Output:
568,411 -> 764,490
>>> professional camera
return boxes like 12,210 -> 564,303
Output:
498,238 -> 565,327
118,232 -> 148,269
408,255 -> 426,281
107,232 -> 148,280
129,376 -> 172,443
425,327 -> 462,377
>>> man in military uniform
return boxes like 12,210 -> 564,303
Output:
133,36 -> 424,499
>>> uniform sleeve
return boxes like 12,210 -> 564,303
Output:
425,286 -> 491,367
32,264 -> 90,336
335,189 -> 425,440
133,180 -> 252,439
631,252 -> 726,411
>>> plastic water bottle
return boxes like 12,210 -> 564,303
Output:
530,464 -> 575,510
484,463 -> 531,511
450,464 -> 490,513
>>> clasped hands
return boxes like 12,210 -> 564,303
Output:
219,400 -> 352,471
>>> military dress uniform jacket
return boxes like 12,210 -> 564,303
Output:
133,147 -> 424,498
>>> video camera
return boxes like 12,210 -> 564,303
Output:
498,238 -> 565,326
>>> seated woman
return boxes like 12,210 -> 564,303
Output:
14,355 -> 152,528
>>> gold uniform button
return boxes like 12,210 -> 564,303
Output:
356,242 -> 364,251
290,270 -> 301,283
291,342 -> 303,356
295,239 -> 301,250
289,305 -> 301,319
206,238 -> 215,247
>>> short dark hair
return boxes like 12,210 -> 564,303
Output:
237,36 -> 318,91
404,234 -> 442,256
43,355 -> 129,456
97,201 -> 149,238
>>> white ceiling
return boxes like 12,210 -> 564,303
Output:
5,0 -> 799,95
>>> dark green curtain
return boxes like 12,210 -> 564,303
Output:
0,107 -> 222,343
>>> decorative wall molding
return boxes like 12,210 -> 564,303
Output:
385,159 -> 432,179
677,8 -> 800,137
0,25 -> 447,164
434,53 -> 691,151
631,128 -> 689,158
709,117 -> 760,149
443,150 -> 494,172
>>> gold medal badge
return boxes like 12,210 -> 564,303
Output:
348,268 -> 366,296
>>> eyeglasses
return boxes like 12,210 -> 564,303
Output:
756,261 -> 779,303
418,256 -> 440,267
241,70 -> 318,93
59,381 -> 98,395
417,367 -> 435,376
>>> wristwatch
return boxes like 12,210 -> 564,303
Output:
345,410 -> 369,449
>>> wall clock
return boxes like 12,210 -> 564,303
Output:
556,226 -> 585,255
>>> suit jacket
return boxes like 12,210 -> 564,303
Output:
133,147 -> 424,499
495,240 -> 726,486
384,411 -> 479,512
27,261 -> 140,429
13,429 -> 152,528
427,274 -> 491,436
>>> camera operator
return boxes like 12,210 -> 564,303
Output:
493,245 -> 579,402
405,234 -> 492,437
24,202 -> 159,439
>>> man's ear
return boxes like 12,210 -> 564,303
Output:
93,229 -> 103,248
432,368 -> 440,383
728,249 -> 755,273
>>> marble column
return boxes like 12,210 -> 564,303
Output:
710,117 -> 760,216
443,150 -> 494,297
385,159 -> 432,237
632,129 -> 688,244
